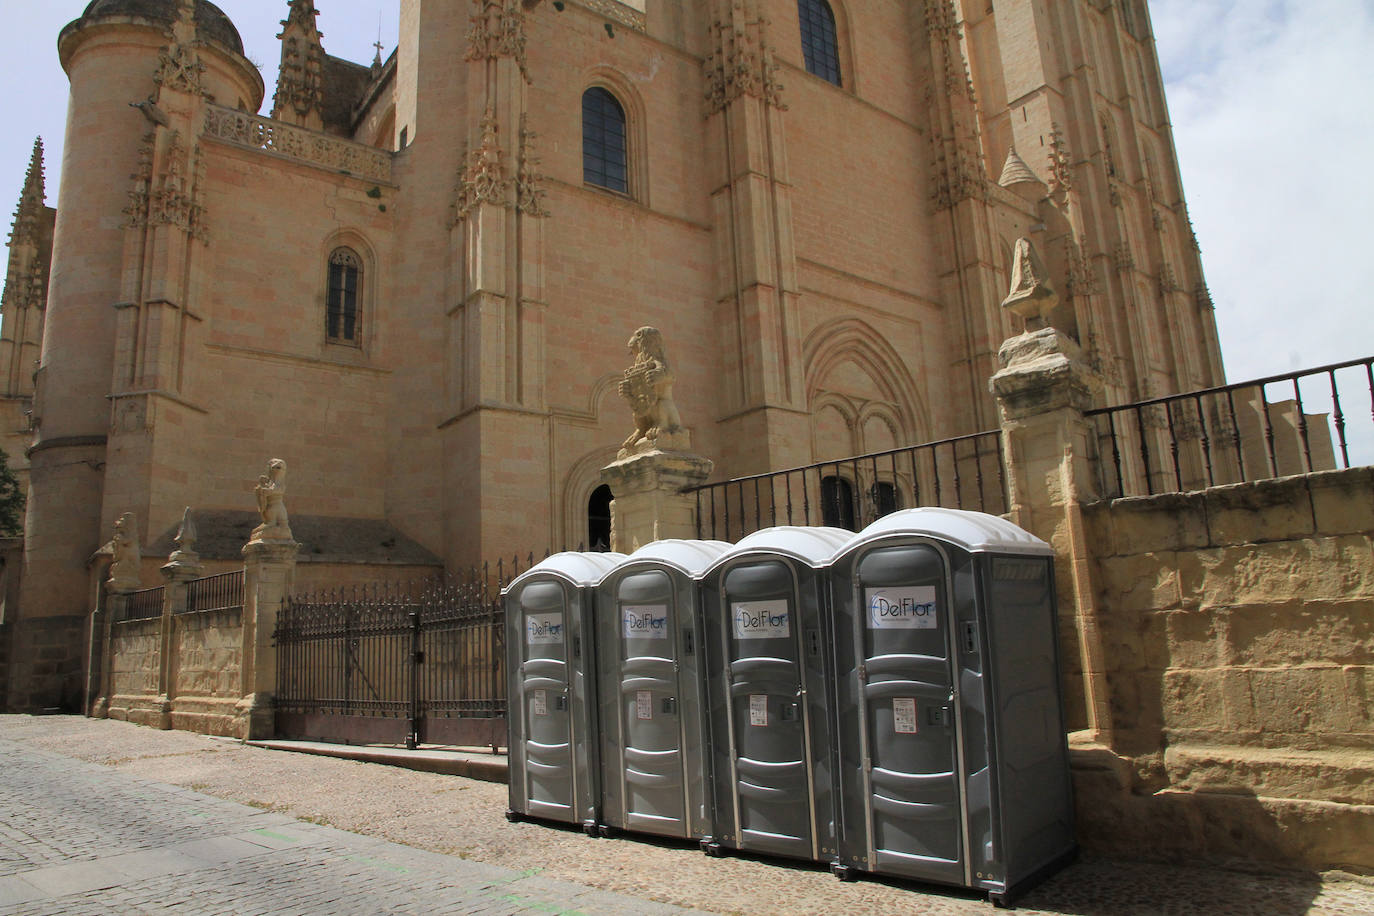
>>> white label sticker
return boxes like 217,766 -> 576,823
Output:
865,586 -> 939,629
749,695 -> 768,727
525,613 -> 564,645
623,604 -> 670,640
532,689 -> 548,717
732,599 -> 791,640
893,697 -> 917,734
636,690 -> 653,720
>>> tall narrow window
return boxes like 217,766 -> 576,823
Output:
327,247 -> 361,345
582,87 -> 628,195
821,475 -> 855,530
798,0 -> 842,87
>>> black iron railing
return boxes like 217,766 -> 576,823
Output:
686,430 -> 1008,542
275,560 -> 526,750
1086,356 -> 1374,499
120,586 -> 165,622
184,570 -> 244,615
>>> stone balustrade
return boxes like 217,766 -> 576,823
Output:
202,104 -> 393,184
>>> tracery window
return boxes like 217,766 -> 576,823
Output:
327,247 -> 362,345
798,0 -> 842,87
582,87 -> 629,195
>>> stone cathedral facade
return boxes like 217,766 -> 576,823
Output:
1,0 -> 1222,709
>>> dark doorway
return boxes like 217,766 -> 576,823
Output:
588,485 -> 613,552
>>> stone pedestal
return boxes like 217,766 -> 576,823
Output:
989,326 -> 1113,743
238,536 -> 298,740
600,449 -> 714,553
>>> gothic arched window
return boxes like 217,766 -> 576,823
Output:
798,0 -> 842,87
582,87 -> 629,195
326,247 -> 362,345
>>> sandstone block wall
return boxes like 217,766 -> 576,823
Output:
1075,467 -> 1374,872
167,608 -> 244,737
107,618 -> 161,716
3,615 -> 85,712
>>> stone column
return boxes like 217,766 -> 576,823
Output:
600,450 -> 714,554
990,325 -> 1114,744
238,538 -> 298,740
88,579 -> 124,720
158,508 -> 203,727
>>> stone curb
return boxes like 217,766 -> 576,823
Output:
246,739 -> 509,783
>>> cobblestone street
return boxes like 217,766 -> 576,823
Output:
2,716 -> 1371,915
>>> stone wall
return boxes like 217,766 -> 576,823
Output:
3,615 -> 86,712
168,608 -> 244,736
106,617 -> 162,725
1074,467 -> 1374,872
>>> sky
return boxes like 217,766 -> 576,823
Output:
1,0 -> 1370,400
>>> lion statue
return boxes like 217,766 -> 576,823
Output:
617,327 -> 684,458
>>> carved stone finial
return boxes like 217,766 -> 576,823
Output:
1002,237 -> 1058,330
616,327 -> 688,459
162,506 -> 204,579
272,0 -> 327,128
250,458 -> 293,542
107,513 -> 142,592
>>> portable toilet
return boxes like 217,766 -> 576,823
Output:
698,526 -> 853,863
595,539 -> 732,842
503,551 -> 626,832
827,508 -> 1074,904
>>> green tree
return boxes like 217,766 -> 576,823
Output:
0,448 -> 25,536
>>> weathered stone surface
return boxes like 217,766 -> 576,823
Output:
1223,600 -> 1374,667
1309,467 -> 1374,535
1203,477 -> 1316,545
1166,744 -> 1374,806
1177,535 -> 1374,610
1086,495 -> 1209,556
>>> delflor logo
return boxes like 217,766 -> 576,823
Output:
865,586 -> 939,630
622,604 -> 670,639
525,613 -> 564,645
731,599 -> 790,639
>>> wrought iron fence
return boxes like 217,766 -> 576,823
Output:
120,586 -> 165,622
274,560 -> 527,750
1087,356 -> 1374,499
686,430 -> 1008,542
184,570 -> 244,615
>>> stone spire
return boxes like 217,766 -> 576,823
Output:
8,139 -> 46,252
272,0 -> 326,129
1,138 -> 51,397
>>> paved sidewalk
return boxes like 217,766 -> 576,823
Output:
0,736 -> 702,916
3,716 -> 1372,916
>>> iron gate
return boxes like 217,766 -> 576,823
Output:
274,567 -> 518,749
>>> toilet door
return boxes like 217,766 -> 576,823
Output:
516,581 -> 577,823
854,544 -> 964,885
721,560 -> 816,860
615,570 -> 688,837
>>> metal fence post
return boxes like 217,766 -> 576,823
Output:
407,609 -> 421,750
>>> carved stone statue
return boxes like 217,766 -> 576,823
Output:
107,513 -> 142,592
1002,237 -> 1059,330
252,458 -> 293,541
617,327 -> 685,458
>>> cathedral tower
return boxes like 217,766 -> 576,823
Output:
11,0 -> 262,710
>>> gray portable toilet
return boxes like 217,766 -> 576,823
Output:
595,539 -> 732,842
503,551 -> 625,832
827,508 -> 1074,904
698,526 -> 852,863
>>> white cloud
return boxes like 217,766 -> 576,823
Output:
1153,0 -> 1374,380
